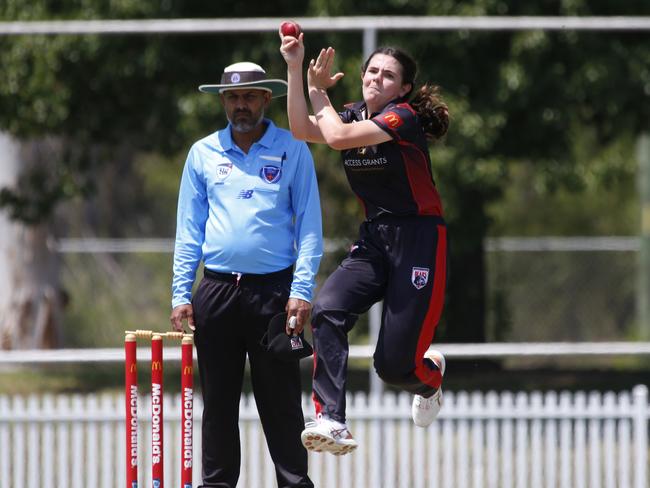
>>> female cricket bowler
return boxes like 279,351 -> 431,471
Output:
280,32 -> 450,455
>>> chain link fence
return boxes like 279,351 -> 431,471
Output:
485,237 -> 638,344
56,237 -> 642,349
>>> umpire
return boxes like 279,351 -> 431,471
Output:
170,61 -> 322,488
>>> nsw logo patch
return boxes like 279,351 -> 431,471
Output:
260,165 -> 282,183
411,267 -> 429,290
216,163 -> 233,182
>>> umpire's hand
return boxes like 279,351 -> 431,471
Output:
170,304 -> 195,332
285,298 -> 312,335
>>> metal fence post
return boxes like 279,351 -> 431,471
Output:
638,133 -> 650,340
363,27 -> 377,60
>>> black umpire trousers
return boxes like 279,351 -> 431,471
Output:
311,215 -> 447,424
192,266 -> 313,488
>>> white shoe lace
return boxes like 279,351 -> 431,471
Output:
307,414 -> 352,439
328,425 -> 352,440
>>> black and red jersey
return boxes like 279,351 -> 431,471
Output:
338,100 -> 443,219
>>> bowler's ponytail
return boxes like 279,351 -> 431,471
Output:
410,84 -> 449,142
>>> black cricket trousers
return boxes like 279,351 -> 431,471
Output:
311,215 -> 447,423
192,267 -> 313,488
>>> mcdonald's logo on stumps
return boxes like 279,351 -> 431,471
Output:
150,335 -> 164,487
124,333 -> 138,488
181,334 -> 194,486
124,330 -> 194,487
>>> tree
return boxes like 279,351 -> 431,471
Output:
1,0 -> 648,348
306,0 -> 649,341
0,135 -> 63,348
0,0 -> 311,348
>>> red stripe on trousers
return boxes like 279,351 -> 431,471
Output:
414,224 -> 447,389
312,351 -> 323,416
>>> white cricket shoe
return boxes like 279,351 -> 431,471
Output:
412,349 -> 446,427
301,413 -> 358,456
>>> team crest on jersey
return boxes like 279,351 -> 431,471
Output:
411,267 -> 429,290
383,111 -> 404,129
216,163 -> 233,181
260,165 -> 282,183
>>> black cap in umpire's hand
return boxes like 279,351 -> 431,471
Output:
260,312 -> 313,362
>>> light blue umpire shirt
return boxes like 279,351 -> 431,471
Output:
172,119 -> 323,309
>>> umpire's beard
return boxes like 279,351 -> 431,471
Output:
228,110 -> 265,133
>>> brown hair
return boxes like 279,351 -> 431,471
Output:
362,47 -> 449,142
410,84 -> 449,142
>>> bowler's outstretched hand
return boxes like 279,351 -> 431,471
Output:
308,47 -> 344,91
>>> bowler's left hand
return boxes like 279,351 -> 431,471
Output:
285,298 -> 312,335
308,47 -> 344,91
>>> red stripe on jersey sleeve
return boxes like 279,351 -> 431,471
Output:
396,102 -> 417,115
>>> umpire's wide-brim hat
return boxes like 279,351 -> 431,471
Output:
260,312 -> 313,362
199,62 -> 288,98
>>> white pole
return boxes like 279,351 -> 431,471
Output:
363,27 -> 377,60
1,16 -> 650,36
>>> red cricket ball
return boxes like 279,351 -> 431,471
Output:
280,21 -> 301,38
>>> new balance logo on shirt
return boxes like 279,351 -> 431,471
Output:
237,189 -> 254,199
